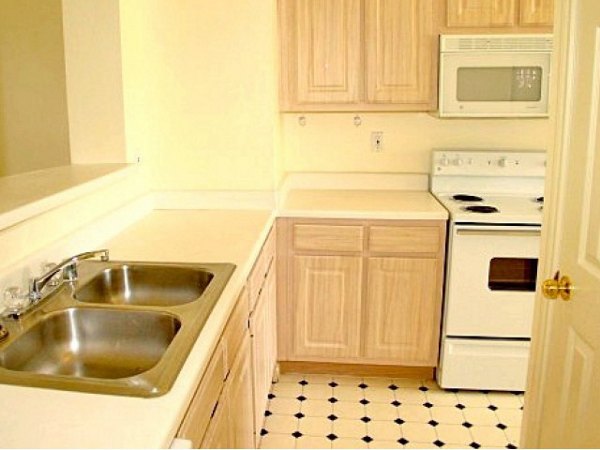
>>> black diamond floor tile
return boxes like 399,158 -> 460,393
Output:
488,405 -> 499,411
360,416 -> 371,423
299,380 -> 308,386
358,383 -> 368,389
359,399 -> 370,405
462,421 -> 473,428
260,428 -> 268,436
433,439 -> 446,447
264,410 -> 272,417
291,431 -> 303,438
423,402 -> 434,408
497,423 -> 508,430
428,419 -> 439,427
326,433 -> 338,441
329,381 -> 339,388
328,397 -> 338,404
388,384 -> 399,391
296,395 -> 307,402
419,386 -> 429,392
398,438 -> 409,446
327,414 -> 338,421
294,412 -> 305,419
506,444 -> 518,449
470,442 -> 481,449
394,418 -> 405,425
362,436 -> 373,443
455,403 -> 466,410
391,400 -> 401,407
268,393 -> 276,399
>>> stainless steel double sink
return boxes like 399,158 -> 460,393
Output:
0,261 -> 235,397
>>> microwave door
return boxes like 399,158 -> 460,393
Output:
439,52 -> 551,117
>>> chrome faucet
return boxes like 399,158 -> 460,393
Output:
2,249 -> 110,319
30,249 -> 110,302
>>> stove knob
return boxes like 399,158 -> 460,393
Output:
439,156 -> 450,166
498,157 -> 508,167
454,157 -> 464,166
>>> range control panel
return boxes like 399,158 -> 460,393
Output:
432,150 -> 546,177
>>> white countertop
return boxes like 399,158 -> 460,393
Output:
0,188 -> 447,448
0,209 -> 275,449
280,189 -> 448,220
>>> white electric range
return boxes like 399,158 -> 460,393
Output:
431,149 -> 546,391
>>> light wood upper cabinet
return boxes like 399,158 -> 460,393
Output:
446,0 -> 516,28
292,255 -> 362,359
519,0 -> 553,27
279,0 -> 438,111
295,0 -> 361,105
444,0 -> 553,31
364,257 -> 441,365
364,0 -> 437,106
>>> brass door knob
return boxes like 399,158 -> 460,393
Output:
542,271 -> 573,301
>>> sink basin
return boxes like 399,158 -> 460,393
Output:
0,308 -> 180,379
0,261 -> 235,397
75,264 -> 214,306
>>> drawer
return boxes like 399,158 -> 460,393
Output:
222,288 -> 249,374
177,340 -> 226,446
293,224 -> 363,252
368,226 -> 441,254
248,227 -> 276,310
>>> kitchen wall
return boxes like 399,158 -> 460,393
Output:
0,0 -> 71,176
119,0 -> 280,192
62,0 -> 127,165
281,113 -> 551,175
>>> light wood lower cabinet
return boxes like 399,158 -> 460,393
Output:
199,391 -> 232,449
228,336 -> 255,449
291,255 -> 362,359
363,257 -> 440,365
277,218 -> 446,368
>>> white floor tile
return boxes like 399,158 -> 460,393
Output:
333,385 -> 365,402
264,414 -> 299,434
470,425 -> 511,447
487,392 -> 523,409
278,373 -> 305,384
396,404 -> 432,423
368,439 -> 403,448
332,418 -> 368,439
426,390 -> 459,406
391,378 -> 425,388
269,398 -> 303,415
294,435 -> 332,449
260,432 -> 296,449
403,441 -> 438,449
366,402 -> 400,421
463,407 -> 501,426
298,416 -> 333,437
304,384 -> 334,400
394,389 -> 428,405
333,375 -> 364,387
400,422 -> 437,443
273,382 -> 304,398
331,437 -> 369,449
495,408 -> 523,427
301,399 -> 333,417
303,374 -> 334,384
429,406 -> 465,425
455,391 -> 490,408
367,420 -> 403,441
365,387 -> 397,404
332,400 -> 366,420
434,423 -> 473,444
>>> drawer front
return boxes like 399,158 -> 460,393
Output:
293,224 -> 363,252
369,226 -> 441,254
223,289 -> 249,374
248,227 -> 276,309
177,341 -> 226,446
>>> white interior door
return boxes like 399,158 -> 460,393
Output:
522,0 -> 600,447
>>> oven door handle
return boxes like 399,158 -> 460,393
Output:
456,229 -> 541,237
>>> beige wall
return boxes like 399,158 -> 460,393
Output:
62,0 -> 127,164
281,113 -> 551,175
0,0 -> 71,177
120,0 -> 280,191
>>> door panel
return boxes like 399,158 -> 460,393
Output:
446,0 -> 517,28
291,255 -> 362,359
523,0 -> 600,447
520,0 -> 554,27
296,0 -> 361,104
364,257 -> 440,365
365,0 -> 436,105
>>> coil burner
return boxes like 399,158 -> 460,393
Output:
464,205 -> 499,214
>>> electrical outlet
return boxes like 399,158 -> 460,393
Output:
371,131 -> 383,152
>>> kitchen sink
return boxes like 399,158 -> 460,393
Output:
75,264 -> 214,306
0,260 -> 235,397
0,308 -> 180,379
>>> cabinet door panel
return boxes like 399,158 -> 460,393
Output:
447,0 -> 516,27
200,392 -> 232,449
251,267 -> 277,436
296,0 -> 361,104
519,0 -> 553,27
229,337 -> 255,449
364,257 -> 441,365
365,0 -> 437,105
292,255 -> 362,359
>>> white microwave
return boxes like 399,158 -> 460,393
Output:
439,34 -> 553,118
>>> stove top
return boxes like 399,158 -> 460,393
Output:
430,150 -> 546,225
434,193 -> 543,224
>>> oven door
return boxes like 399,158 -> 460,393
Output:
444,223 -> 541,338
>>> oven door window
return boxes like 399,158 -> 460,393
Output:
488,257 -> 538,291
457,67 -> 543,102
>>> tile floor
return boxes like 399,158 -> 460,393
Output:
259,373 -> 524,449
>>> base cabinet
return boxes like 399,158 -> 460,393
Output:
228,337 -> 255,449
277,219 -> 446,368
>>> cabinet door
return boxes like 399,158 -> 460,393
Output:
250,267 -> 277,436
229,336 -> 255,449
363,257 -> 441,365
446,0 -> 516,27
281,0 -> 361,106
291,255 -> 362,360
519,0 -> 553,27
364,0 -> 437,107
200,391 -> 232,449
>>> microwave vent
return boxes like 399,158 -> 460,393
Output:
441,34 -> 553,53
